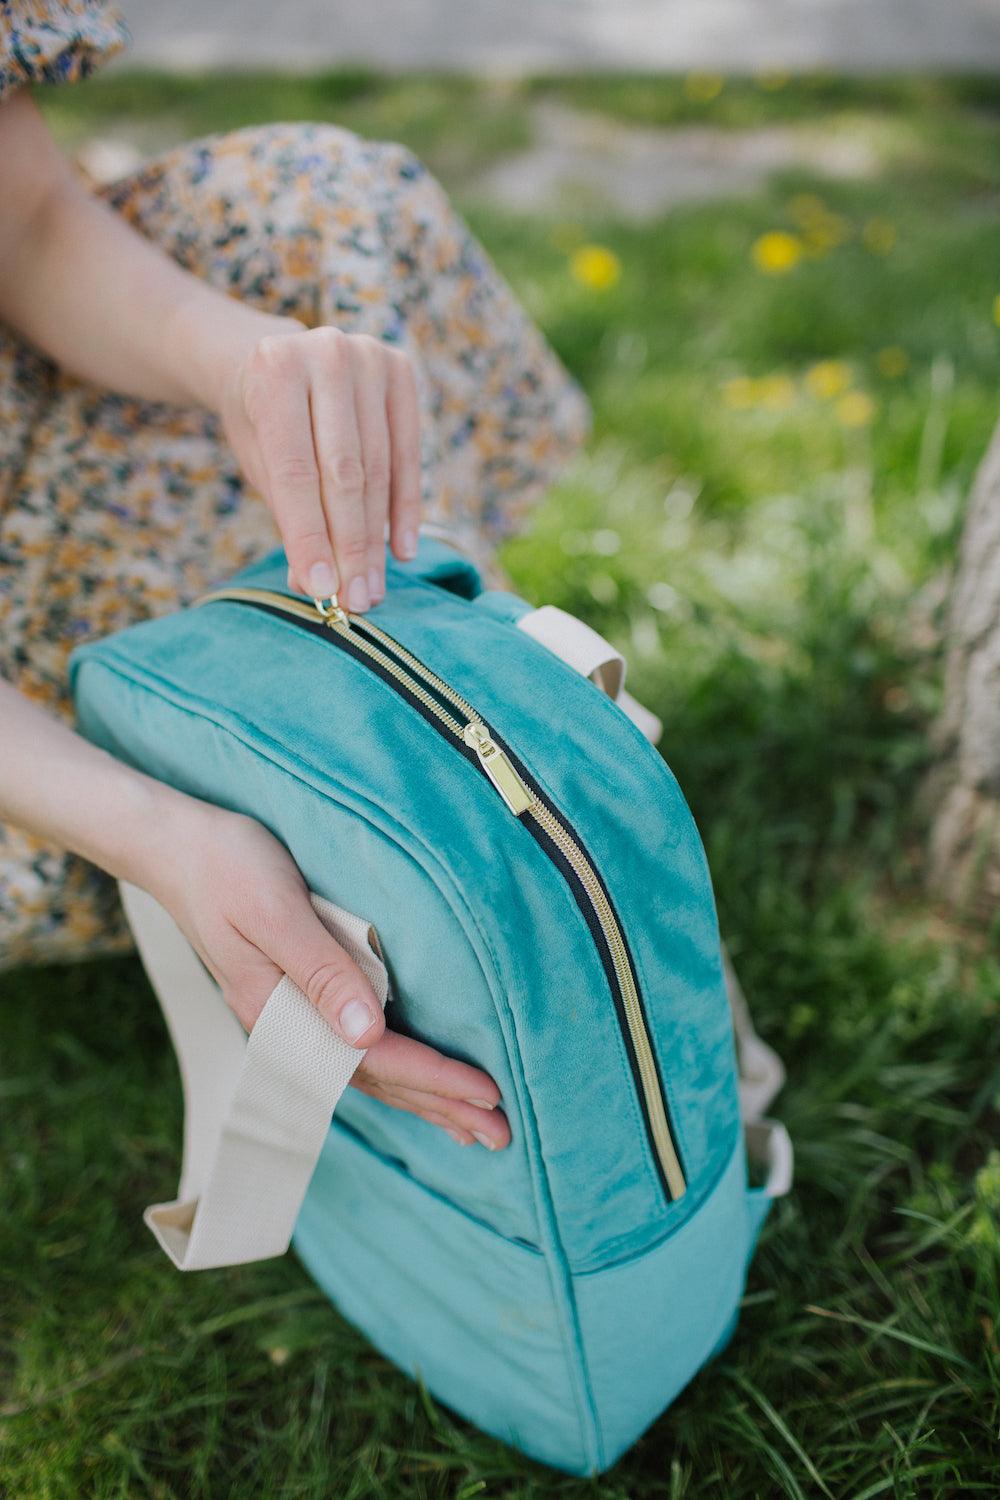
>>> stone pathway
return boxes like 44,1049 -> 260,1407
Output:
470,101 -> 878,221
76,95 -> 886,220
116,0 -> 1000,72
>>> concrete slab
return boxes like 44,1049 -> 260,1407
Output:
115,0 -> 1000,74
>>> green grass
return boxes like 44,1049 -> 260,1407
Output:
40,69 -> 533,187
3,71 -> 999,1496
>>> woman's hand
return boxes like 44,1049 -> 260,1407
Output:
0,95 -> 423,615
147,799 -> 511,1151
0,685 -> 508,1149
217,322 -> 424,613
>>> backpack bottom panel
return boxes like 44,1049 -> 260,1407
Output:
293,1122 -> 752,1475
572,1136 -> 751,1469
292,1119 -> 592,1472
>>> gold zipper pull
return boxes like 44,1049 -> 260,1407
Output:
463,722 -> 534,816
312,594 -> 350,628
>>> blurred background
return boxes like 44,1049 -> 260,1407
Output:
6,4 -> 1000,1496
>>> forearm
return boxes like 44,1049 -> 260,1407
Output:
0,677 -> 203,889
0,92 -> 299,410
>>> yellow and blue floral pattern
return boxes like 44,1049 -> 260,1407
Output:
0,0 -> 128,99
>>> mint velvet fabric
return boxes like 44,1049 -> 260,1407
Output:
69,537 -> 775,1472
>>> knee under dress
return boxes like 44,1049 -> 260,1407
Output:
0,0 -> 592,968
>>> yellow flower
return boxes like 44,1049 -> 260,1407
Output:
723,373 -> 796,410
993,293 -> 1000,327
722,376 -> 759,409
569,244 -> 622,292
684,72 -> 725,102
788,195 -> 850,253
789,193 -> 827,226
876,345 -> 909,378
550,221 -> 584,252
836,391 -> 876,427
805,359 -> 852,399
802,213 -> 850,255
751,231 -> 804,274
757,373 -> 796,409
862,218 -> 896,254
757,70 -> 789,91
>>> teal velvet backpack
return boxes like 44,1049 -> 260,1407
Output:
69,535 -> 792,1475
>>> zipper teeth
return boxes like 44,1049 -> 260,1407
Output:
527,800 -> 687,1201
356,608 -> 688,1203
196,584 -> 687,1201
198,588 -> 471,737
352,614 -> 480,723
332,620 -> 469,738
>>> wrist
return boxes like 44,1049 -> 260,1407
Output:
163,285 -> 305,414
107,769 -> 221,897
0,677 -> 233,901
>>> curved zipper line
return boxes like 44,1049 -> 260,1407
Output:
199,587 -> 471,736
526,799 -> 687,1201
196,585 -> 687,1202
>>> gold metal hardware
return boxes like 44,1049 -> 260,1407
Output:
463,723 -> 534,816
312,594 -> 349,626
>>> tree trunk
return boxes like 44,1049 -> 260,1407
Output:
927,418 -> 1000,915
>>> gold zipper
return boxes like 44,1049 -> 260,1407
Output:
196,585 -> 686,1201
526,799 -> 687,1200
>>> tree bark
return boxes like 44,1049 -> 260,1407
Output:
927,418 -> 1000,915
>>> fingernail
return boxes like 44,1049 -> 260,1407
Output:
338,997 -> 376,1044
402,527 -> 418,559
286,568 -> 296,592
367,567 -> 382,603
473,1131 -> 496,1150
466,1098 -> 495,1110
346,575 -> 370,612
444,1127 -> 467,1144
308,561 -> 336,598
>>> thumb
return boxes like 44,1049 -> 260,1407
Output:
262,896 -> 386,1049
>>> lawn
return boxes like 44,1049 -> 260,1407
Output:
2,70 -> 999,1497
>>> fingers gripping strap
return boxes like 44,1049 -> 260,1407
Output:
118,880 -> 389,1271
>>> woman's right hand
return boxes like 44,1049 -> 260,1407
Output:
145,798 -> 511,1151
213,320 -> 424,614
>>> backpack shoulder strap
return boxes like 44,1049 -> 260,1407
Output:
119,880 -> 389,1271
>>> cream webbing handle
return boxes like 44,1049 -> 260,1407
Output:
723,951 -> 793,1199
119,880 -> 389,1271
515,605 -> 663,744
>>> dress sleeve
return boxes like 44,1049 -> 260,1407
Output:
0,0 -> 129,104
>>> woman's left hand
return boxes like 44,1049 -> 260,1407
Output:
217,321 -> 424,612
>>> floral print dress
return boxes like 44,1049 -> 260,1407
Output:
0,0 -> 592,969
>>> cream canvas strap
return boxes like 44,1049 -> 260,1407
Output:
723,953 -> 793,1200
515,605 -> 664,744
120,880 -> 389,1271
